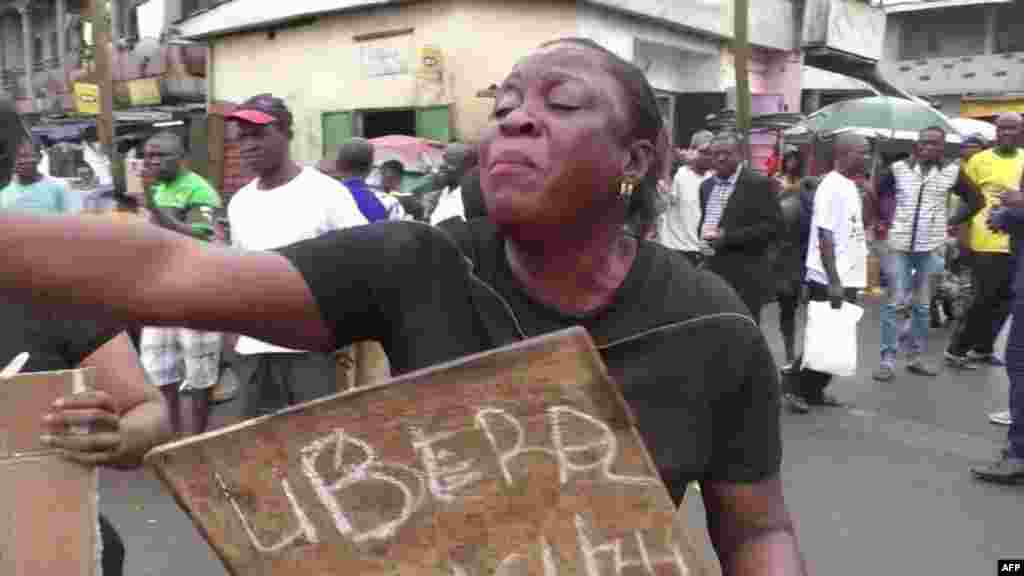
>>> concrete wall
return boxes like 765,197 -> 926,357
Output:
208,0 -> 576,162
890,8 -> 986,61
880,51 -> 1024,98
445,0 -> 576,142
581,0 -> 798,52
578,2 -> 720,93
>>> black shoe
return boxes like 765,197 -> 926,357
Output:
944,350 -> 977,370
971,455 -> 1024,485
806,393 -> 848,408
783,393 -> 810,414
967,351 -> 1005,366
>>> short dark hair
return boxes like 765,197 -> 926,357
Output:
145,131 -> 185,156
379,159 -> 404,176
538,37 -> 664,228
920,125 -> 947,139
336,138 -> 374,176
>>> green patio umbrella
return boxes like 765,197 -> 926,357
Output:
799,96 -> 959,142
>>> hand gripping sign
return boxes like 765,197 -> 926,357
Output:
147,327 -> 712,576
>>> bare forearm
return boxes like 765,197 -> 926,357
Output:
718,529 -> 808,576
0,213 -> 183,320
112,399 -> 172,469
151,206 -> 205,239
818,231 -> 841,286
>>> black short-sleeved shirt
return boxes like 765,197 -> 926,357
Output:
279,219 -> 781,503
0,301 -> 117,372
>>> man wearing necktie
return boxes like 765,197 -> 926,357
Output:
874,126 -> 961,381
698,133 -> 782,325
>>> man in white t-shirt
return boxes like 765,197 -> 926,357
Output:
226,94 -> 368,418
428,143 -> 478,225
792,132 -> 869,409
657,130 -> 714,265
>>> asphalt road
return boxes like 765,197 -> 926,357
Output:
99,297 -> 1021,575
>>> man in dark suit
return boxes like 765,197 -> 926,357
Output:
698,133 -> 782,324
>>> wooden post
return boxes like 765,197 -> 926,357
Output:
734,0 -> 752,163
89,0 -> 116,168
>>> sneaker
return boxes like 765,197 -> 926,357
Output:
872,364 -> 895,382
782,393 -> 810,414
906,359 -> 939,377
944,350 -> 977,370
971,454 -> 1024,485
989,410 -> 1013,426
967,351 -> 1005,366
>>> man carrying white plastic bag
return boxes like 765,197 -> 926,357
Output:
786,133 -> 871,413
803,300 -> 864,377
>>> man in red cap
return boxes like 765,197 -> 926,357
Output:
225,94 -> 367,418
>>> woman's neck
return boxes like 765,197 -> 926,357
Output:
504,223 -> 637,315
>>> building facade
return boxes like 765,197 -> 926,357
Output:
0,0 -> 206,116
879,0 -> 1024,118
179,0 -> 836,169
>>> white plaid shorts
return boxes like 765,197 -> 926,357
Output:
140,327 -> 222,391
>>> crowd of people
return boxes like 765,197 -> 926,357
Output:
2,37 -> 807,575
4,34 -> 1023,576
653,113 -> 1024,486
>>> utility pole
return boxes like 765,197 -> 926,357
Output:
89,0 -> 114,158
734,0 -> 752,163
89,0 -> 123,193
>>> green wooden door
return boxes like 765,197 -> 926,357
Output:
415,106 -> 451,143
322,111 -> 354,158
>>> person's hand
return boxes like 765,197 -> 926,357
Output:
875,223 -> 889,241
1001,186 -> 1024,209
702,225 -> 721,241
828,283 -> 844,310
41,390 -> 123,466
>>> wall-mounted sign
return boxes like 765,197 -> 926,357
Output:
125,78 -> 162,106
360,34 -> 410,78
72,83 -> 100,115
417,44 -> 444,79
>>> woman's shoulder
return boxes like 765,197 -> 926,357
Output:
633,242 -> 757,323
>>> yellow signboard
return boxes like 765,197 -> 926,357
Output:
417,44 -> 444,79
125,78 -> 162,106
72,83 -> 99,115
960,99 -> 1024,119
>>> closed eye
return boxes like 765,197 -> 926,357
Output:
549,102 -> 580,112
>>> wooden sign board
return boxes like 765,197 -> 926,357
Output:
0,368 -> 98,576
147,328 -> 710,576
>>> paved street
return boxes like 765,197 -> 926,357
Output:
100,297 -> 1021,575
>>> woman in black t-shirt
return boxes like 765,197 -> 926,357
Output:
0,39 -> 804,573
2,302 -> 171,576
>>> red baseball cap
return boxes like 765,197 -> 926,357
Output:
227,94 -> 292,128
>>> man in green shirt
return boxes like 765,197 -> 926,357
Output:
138,131 -> 224,437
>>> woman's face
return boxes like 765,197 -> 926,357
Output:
479,44 -> 635,239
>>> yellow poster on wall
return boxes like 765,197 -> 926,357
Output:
125,78 -> 162,106
72,83 -> 100,115
417,45 -> 444,79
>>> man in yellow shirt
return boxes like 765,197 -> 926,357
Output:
946,113 -> 1024,368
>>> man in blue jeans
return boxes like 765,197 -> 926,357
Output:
873,127 -> 961,381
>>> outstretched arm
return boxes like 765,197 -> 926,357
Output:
0,212 -> 334,351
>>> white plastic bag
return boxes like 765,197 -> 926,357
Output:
802,300 -> 864,377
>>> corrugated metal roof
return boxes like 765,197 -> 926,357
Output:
176,0 -> 408,40
881,0 -> 1011,14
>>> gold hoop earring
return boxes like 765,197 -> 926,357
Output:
619,176 -> 637,201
